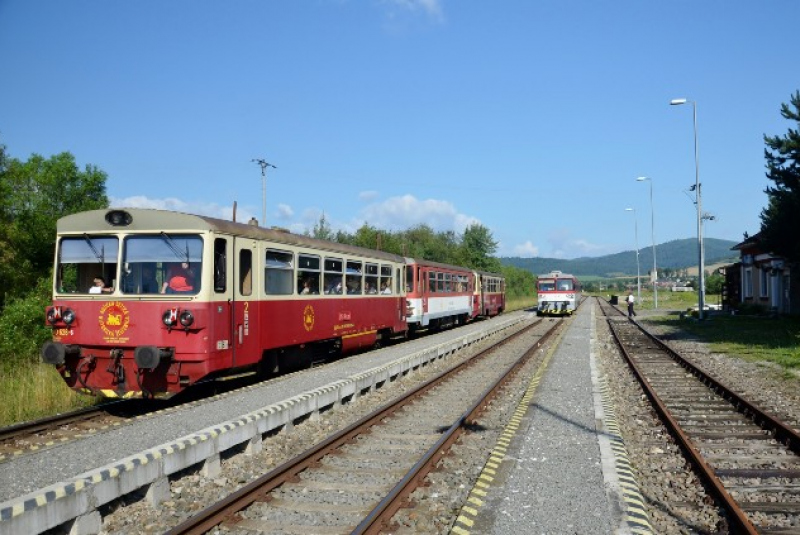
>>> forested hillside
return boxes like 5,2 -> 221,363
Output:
502,237 -> 738,277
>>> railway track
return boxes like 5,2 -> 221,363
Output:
165,317 -> 562,534
599,298 -> 800,533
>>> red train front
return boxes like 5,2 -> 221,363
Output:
41,209 -> 408,398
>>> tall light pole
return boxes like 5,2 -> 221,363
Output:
636,176 -> 658,309
670,98 -> 705,319
252,158 -> 277,227
625,207 -> 641,305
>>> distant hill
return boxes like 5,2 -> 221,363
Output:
501,238 -> 739,278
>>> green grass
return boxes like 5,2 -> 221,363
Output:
645,314 -> 800,371
0,361 -> 98,427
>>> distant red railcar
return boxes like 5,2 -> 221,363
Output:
536,270 -> 581,316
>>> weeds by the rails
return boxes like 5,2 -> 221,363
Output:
645,314 -> 800,371
0,361 -> 97,427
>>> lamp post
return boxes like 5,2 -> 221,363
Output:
670,98 -> 705,319
636,176 -> 658,309
252,158 -> 277,226
625,207 -> 641,305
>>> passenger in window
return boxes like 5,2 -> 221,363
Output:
161,262 -> 194,294
141,265 -> 159,294
89,276 -> 113,294
367,283 -> 378,294
381,282 -> 392,294
300,278 -> 312,295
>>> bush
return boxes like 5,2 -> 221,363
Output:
734,302 -> 770,316
0,277 -> 53,365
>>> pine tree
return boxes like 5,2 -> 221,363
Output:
760,91 -> 800,263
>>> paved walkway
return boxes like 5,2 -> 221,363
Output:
453,302 -> 650,535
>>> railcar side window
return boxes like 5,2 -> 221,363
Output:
265,249 -> 293,295
345,261 -> 362,295
396,267 -> 402,294
405,266 -> 414,293
324,258 -> 343,294
240,249 -> 252,296
297,254 -> 320,295
429,272 -> 436,293
121,234 -> 203,295
380,265 -> 392,294
214,238 -> 227,293
57,236 -> 120,294
365,263 -> 379,294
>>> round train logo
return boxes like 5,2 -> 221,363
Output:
303,304 -> 315,332
98,301 -> 131,339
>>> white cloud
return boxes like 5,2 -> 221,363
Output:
513,241 -> 539,257
110,195 -> 255,224
357,194 -> 479,233
276,203 -> 294,219
382,0 -> 444,21
358,190 -> 380,202
546,228 -> 612,259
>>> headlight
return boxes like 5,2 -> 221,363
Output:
63,308 -> 76,325
163,308 -> 178,327
179,310 -> 194,327
46,307 -> 62,325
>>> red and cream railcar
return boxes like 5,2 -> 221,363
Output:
536,270 -> 582,316
41,208 -> 408,398
475,271 -> 505,317
404,259 -> 475,332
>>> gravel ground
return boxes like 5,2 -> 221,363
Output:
595,304 -> 800,534
99,315 -> 555,534
34,302 -> 800,535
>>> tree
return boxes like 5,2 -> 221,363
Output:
760,90 -> 800,263
705,272 -> 724,295
0,151 -> 108,307
309,212 -> 335,241
459,224 -> 501,272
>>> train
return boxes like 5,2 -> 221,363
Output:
535,270 -> 581,316
40,208 -> 505,398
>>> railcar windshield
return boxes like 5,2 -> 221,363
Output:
56,236 -> 120,294
120,234 -> 203,294
538,280 -> 555,292
556,279 -> 575,291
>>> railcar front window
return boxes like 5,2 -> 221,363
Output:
538,281 -> 555,292
557,280 -> 574,291
121,235 -> 203,294
57,236 -> 120,294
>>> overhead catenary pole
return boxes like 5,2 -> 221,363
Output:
252,158 -> 277,226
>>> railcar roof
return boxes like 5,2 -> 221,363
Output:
537,271 -> 577,279
57,208 -> 406,263
404,257 -> 477,273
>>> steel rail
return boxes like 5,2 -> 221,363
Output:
353,317 -> 564,534
166,317 -> 557,535
606,313 -> 758,534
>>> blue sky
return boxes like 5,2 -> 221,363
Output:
1,1 -> 797,259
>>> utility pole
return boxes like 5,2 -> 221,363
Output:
252,159 -> 277,226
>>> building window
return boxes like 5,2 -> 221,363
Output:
759,267 -> 769,298
744,268 -> 753,298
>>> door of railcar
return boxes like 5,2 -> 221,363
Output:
233,238 -> 260,367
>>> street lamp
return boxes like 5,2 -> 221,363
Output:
252,158 -> 277,226
625,207 -> 641,305
670,98 -> 705,319
636,176 -> 658,309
